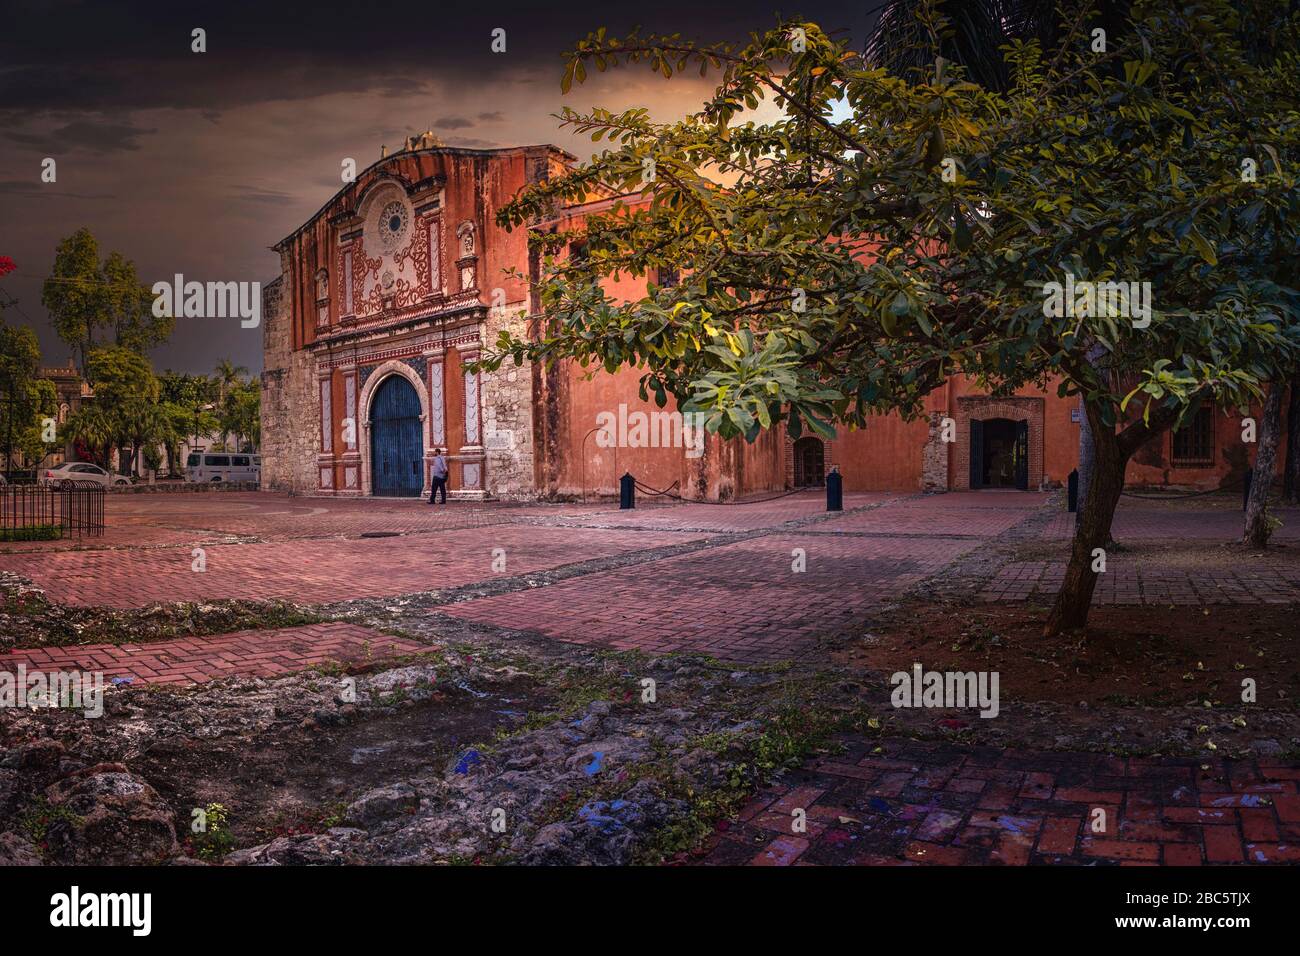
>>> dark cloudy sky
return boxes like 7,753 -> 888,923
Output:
0,0 -> 876,375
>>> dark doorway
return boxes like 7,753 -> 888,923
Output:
793,437 -> 825,487
370,375 -> 424,497
970,418 -> 1028,490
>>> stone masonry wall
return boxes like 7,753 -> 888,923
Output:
921,411 -> 949,492
480,298 -> 535,499
260,273 -> 319,494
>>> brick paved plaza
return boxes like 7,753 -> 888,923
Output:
4,490 -> 1300,666
699,737 -> 1300,866
5,622 -> 424,685
3,489 -> 1298,866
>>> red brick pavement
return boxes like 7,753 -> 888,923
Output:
0,525 -> 702,608
547,492 -> 897,533
0,622 -> 426,686
1043,504 -> 1300,541
980,559 -> 1300,605
0,493 -> 590,553
443,533 -> 982,663
696,736 -> 1300,865
818,497 -> 1044,537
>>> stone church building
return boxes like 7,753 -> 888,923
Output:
261,137 -> 1260,500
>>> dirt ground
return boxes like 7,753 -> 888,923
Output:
133,677 -> 544,852
834,600 -> 1299,709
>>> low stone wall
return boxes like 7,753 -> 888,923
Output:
109,482 -> 260,494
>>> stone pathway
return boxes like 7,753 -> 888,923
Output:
0,623 -> 428,686
696,736 -> 1300,865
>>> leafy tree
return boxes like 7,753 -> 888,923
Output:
42,228 -> 172,372
0,315 -> 45,477
13,379 -> 58,468
867,1 -> 1300,545
60,404 -> 115,469
483,0 -> 1300,634
117,398 -> 172,479
218,377 -> 260,452
213,359 -> 248,405
101,250 -> 173,353
159,370 -> 218,473
82,345 -> 161,474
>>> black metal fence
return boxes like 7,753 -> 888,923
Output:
0,481 -> 105,540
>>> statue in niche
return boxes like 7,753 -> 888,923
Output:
458,222 -> 475,258
315,269 -> 329,302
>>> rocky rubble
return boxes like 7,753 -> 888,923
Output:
223,664 -> 768,865
0,636 -> 796,865
41,763 -> 179,865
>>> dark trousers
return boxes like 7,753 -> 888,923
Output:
429,476 -> 447,503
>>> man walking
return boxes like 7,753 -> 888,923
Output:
429,448 -> 448,504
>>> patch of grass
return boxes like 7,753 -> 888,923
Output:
0,525 -> 61,542
0,583 -> 327,649
18,798 -> 83,858
248,800 -> 350,844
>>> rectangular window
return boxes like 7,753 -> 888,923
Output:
206,456 -> 231,467
1172,406 -> 1215,466
233,456 -> 249,466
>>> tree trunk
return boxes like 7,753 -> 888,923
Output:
1243,385 -> 1284,548
1076,394 -> 1094,528
1045,400 -> 1127,635
1284,377 -> 1300,505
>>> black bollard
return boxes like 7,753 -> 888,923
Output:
1243,467 -> 1253,512
619,472 -> 635,510
1067,469 -> 1079,513
826,466 -> 843,512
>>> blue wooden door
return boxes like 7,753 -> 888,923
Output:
370,375 -> 424,497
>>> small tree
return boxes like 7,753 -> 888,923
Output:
0,261 -> 46,478
61,405 -> 115,469
42,228 -> 172,373
483,0 -> 1299,636
82,345 -> 161,474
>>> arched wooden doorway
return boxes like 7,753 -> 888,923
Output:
793,436 -> 826,487
369,375 -> 424,497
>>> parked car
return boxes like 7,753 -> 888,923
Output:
185,452 -> 260,483
40,462 -> 131,489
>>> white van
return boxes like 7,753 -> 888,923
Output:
186,452 -> 261,484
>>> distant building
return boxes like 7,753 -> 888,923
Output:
33,358 -> 92,467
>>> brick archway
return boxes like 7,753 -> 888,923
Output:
953,396 -> 1044,491
784,429 -> 837,489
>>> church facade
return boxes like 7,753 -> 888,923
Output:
261,138 -> 1265,500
